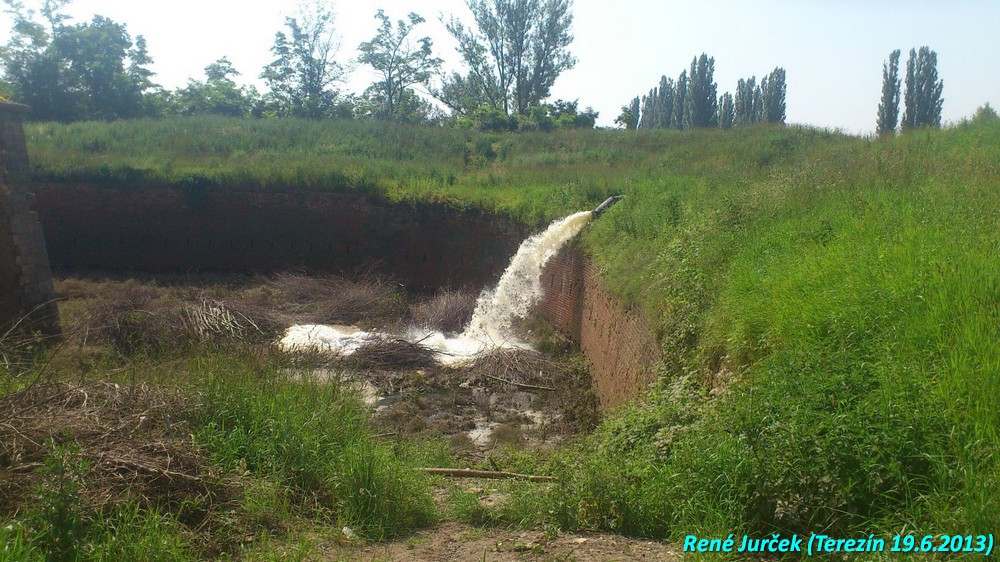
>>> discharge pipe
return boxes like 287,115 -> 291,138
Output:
592,195 -> 624,218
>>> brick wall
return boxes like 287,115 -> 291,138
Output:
32,183 -> 529,293
540,246 -> 660,409
0,102 -> 58,335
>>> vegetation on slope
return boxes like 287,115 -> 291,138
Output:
20,118 -> 1000,549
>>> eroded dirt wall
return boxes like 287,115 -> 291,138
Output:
32,184 -> 528,293
540,246 -> 661,409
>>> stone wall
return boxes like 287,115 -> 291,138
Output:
32,183 -> 528,293
0,102 -> 58,335
539,245 -> 661,410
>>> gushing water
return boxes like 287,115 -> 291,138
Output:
280,211 -> 594,363
462,211 -> 593,344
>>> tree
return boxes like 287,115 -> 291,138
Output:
358,10 -> 441,121
901,46 -> 943,129
547,98 -> 596,128
682,53 -> 717,129
442,0 -> 576,116
671,69 -> 686,129
876,49 -> 901,135
654,75 -> 674,128
760,67 -> 786,123
1,1 -> 157,120
970,102 -> 997,123
260,1 -> 344,118
174,57 -> 254,117
734,76 -> 756,125
638,89 -> 654,128
718,92 -> 734,129
615,95 -> 639,129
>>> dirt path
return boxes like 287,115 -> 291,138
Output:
324,522 -> 680,561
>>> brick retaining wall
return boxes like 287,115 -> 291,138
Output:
0,102 -> 58,335
540,246 -> 660,409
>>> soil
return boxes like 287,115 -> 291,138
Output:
328,521 -> 680,561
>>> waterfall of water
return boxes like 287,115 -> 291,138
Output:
280,210 -> 594,363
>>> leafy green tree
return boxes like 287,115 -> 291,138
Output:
436,70 -> 494,116
358,10 -> 441,121
718,91 -> 734,129
547,98 -> 596,128
760,67 -> 786,123
260,1 -> 344,118
734,76 -> 755,125
442,0 -> 576,116
752,81 -> 764,122
638,86 -> 656,128
615,95 -> 639,129
970,102 -> 997,123
901,46 -> 943,129
174,57 -> 254,117
682,53 -> 717,129
654,76 -> 674,128
876,49 -> 901,135
671,69 -> 686,129
1,0 -> 157,120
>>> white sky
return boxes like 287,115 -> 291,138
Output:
2,0 -> 998,133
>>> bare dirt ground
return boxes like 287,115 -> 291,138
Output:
324,521 -> 680,561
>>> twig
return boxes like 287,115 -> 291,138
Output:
485,375 -> 556,392
414,468 -> 555,482
101,457 -> 203,484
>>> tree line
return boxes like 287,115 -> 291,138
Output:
876,46 -> 944,135
0,0 -> 596,130
616,54 -> 786,131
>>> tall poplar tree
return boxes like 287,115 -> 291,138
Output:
761,67 -> 786,123
671,69 -> 686,129
734,76 -> 756,125
901,46 -> 943,129
655,75 -> 674,128
718,92 -> 734,129
682,53 -> 717,129
876,49 -> 901,135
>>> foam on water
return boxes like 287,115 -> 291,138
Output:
278,211 -> 594,364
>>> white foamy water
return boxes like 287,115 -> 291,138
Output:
279,211 -> 594,364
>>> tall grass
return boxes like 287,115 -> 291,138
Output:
190,354 -> 437,540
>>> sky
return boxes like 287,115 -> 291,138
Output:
2,0 -> 998,133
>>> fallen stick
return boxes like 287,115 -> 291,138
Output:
415,468 -> 555,482
485,375 -> 556,392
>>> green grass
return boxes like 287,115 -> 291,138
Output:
186,354 -> 439,541
20,117 -> 1000,546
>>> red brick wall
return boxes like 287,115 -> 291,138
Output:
540,246 -> 660,410
31,183 -> 528,293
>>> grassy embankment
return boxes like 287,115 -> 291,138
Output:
9,117 -> 999,556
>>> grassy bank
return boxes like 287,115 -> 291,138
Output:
20,117 -> 1000,550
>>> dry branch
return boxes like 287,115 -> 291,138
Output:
415,467 -> 556,482
485,374 -> 556,392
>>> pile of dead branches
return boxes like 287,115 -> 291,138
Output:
74,283 -> 190,354
229,271 -> 407,333
469,348 -> 567,391
0,382 -> 227,520
347,336 -> 438,369
409,289 -> 477,334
